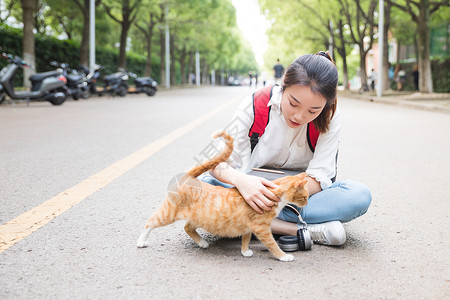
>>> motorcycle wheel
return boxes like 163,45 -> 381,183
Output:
145,87 -> 156,96
117,85 -> 127,97
72,93 -> 80,100
49,94 -> 67,106
81,88 -> 91,99
0,92 -> 6,104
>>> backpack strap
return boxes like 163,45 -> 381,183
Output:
248,85 -> 275,153
307,122 -> 320,152
248,85 -> 320,153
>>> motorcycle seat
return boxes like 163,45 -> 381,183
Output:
135,77 -> 151,85
67,74 -> 84,82
104,72 -> 124,82
29,71 -> 61,82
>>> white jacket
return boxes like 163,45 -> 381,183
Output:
226,85 -> 340,189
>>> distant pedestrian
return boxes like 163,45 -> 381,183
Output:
273,59 -> 284,85
388,65 -> 395,89
248,71 -> 253,86
395,65 -> 406,91
388,65 -> 394,80
369,68 -> 377,91
261,71 -> 267,87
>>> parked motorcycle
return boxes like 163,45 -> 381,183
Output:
77,64 -> 101,98
50,61 -> 89,100
127,72 -> 157,96
79,65 -> 129,97
0,52 -> 67,105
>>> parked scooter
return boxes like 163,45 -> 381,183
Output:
77,64 -> 101,98
50,61 -> 89,100
127,72 -> 157,96
0,52 -> 67,105
82,66 -> 129,97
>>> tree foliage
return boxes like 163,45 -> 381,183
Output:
259,0 -> 449,92
387,0 -> 449,92
1,0 -> 258,85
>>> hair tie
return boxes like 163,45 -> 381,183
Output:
316,51 -> 335,64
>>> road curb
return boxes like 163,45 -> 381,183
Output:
339,91 -> 450,114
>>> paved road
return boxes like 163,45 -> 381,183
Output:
0,86 -> 449,299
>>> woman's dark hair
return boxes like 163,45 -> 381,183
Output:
281,51 -> 338,133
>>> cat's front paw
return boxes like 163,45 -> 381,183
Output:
279,254 -> 294,262
197,239 -> 209,249
137,240 -> 149,248
241,250 -> 253,257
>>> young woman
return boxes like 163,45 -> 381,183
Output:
201,52 -> 372,247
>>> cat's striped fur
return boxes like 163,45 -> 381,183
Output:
137,131 -> 308,261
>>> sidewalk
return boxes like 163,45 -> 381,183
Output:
339,89 -> 450,114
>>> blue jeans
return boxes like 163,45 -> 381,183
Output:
199,174 -> 372,224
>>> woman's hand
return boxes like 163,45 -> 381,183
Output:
233,173 -> 280,214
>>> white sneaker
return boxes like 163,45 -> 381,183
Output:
308,221 -> 346,246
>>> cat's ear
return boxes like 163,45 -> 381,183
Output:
292,177 -> 307,189
297,172 -> 307,180
297,179 -> 307,188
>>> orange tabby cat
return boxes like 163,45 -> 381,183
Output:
137,131 -> 308,261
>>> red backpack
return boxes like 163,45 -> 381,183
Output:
248,85 -> 320,153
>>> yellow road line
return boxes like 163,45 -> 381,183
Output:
0,95 -> 243,253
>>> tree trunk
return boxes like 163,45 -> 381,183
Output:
137,13 -> 156,77
118,22 -> 129,68
102,0 -> 141,70
21,0 -> 36,88
179,48 -> 186,85
159,29 -> 165,86
417,3 -> 433,93
382,2 -> 391,91
144,32 -> 152,76
359,47 -> 369,91
339,0 -> 376,92
188,52 -> 194,85
201,59 -> 208,84
179,56 -> 185,85
170,35 -> 175,85
342,53 -> 349,90
143,19 -> 154,77
337,19 -> 349,90
79,0 -> 90,67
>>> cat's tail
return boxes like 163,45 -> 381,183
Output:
188,131 -> 234,178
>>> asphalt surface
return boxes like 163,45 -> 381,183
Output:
0,86 -> 449,299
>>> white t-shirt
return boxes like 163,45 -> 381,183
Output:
226,85 -> 340,189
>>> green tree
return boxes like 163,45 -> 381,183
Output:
164,0 -> 250,84
2,0 -> 258,86
388,0 -> 449,93
259,0 -> 356,88
102,0 -> 141,68
134,0 -> 162,76
44,0 -> 80,40
67,0 -> 102,66
338,0 -> 377,91
293,0 -> 355,89
0,0 -> 19,24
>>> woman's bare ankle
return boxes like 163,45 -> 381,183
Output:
271,218 -> 298,236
